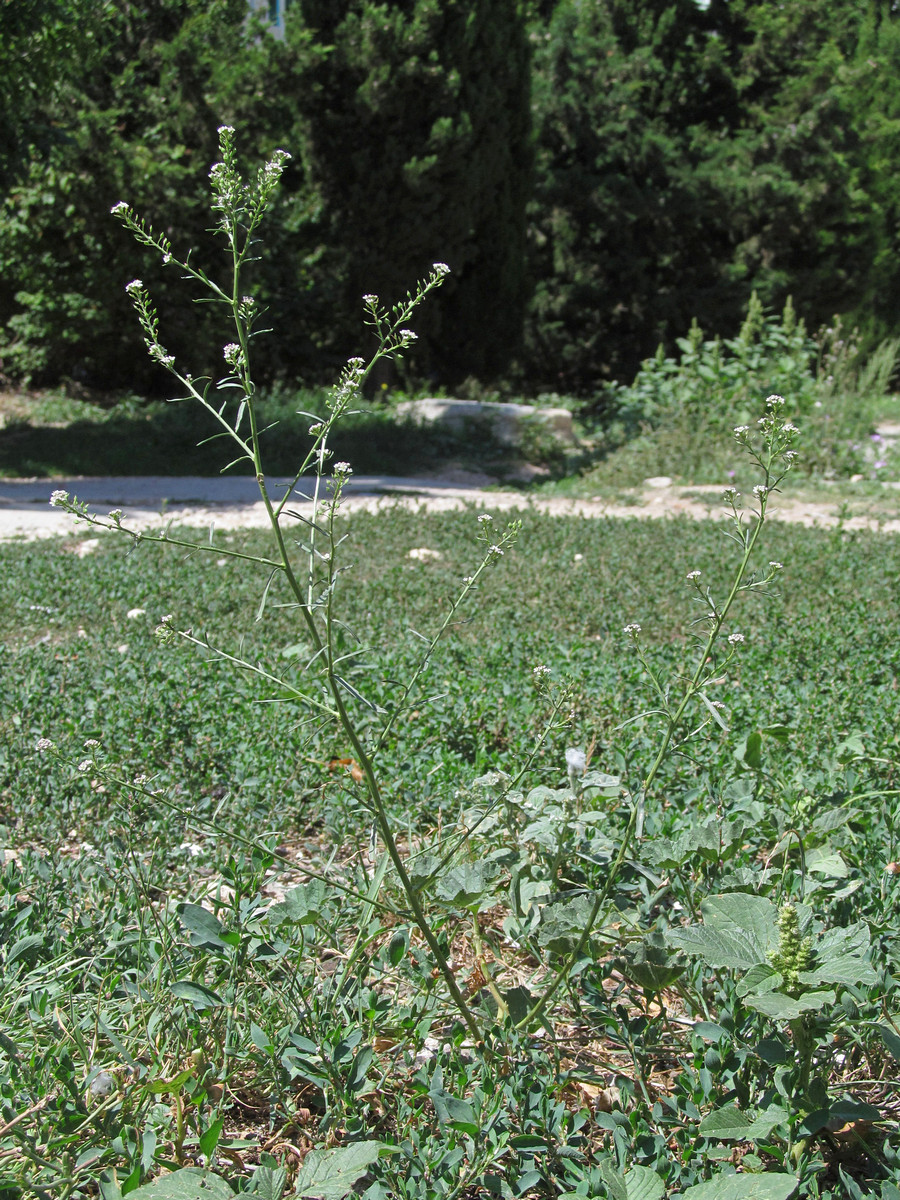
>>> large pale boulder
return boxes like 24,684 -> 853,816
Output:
394,399 -> 579,448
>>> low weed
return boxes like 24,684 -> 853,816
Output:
583,295 -> 900,487
5,127 -> 900,1197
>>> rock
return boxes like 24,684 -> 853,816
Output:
395,398 -> 579,448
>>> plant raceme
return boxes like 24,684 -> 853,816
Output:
46,126 -> 876,1199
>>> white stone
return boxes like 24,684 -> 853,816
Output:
395,398 -> 579,447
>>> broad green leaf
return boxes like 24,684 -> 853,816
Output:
537,892 -> 605,954
581,770 -> 621,791
597,1161 -> 628,1200
679,1172 -> 798,1200
669,894 -> 778,970
248,1166 -> 287,1199
699,1105 -> 754,1140
430,1087 -> 478,1134
268,879 -> 329,927
169,980 -> 226,1010
745,1106 -> 790,1140
879,1023 -> 900,1062
198,1116 -> 223,1158
800,922 -> 876,987
736,963 -> 781,998
805,847 -> 848,878
745,989 -> 835,1020
128,1168 -> 234,1199
177,903 -> 230,950
810,808 -> 850,836
826,1097 -> 881,1124
625,1165 -> 665,1200
617,934 -> 685,991
290,1142 -> 384,1200
735,730 -> 763,770
436,861 -> 501,909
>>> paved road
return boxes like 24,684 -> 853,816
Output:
2,472 -> 900,540
0,473 -> 507,539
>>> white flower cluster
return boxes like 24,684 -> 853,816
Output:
728,632 -> 745,645
533,664 -> 550,680
35,738 -> 54,752
623,622 -> 641,637
49,489 -> 69,507
686,570 -> 702,581
432,262 -> 451,277
566,748 -> 587,777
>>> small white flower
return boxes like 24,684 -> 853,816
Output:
728,633 -> 745,645
487,544 -> 504,558
36,738 -> 54,752
723,487 -> 739,502
399,329 -> 418,342
126,608 -> 145,620
84,739 -> 100,748
49,489 -> 69,507
110,201 -> 128,215
782,421 -> 799,434
223,342 -> 242,363
77,759 -> 93,773
769,561 -> 783,570
533,665 -> 550,679
623,622 -> 641,636
766,393 -> 786,407
362,294 -> 378,305
686,570 -> 702,581
432,262 -> 451,276
733,425 -> 750,435
125,279 -> 142,294
308,423 -> 324,436
784,449 -> 799,462
217,124 -> 235,136
753,484 -> 767,498
565,748 -> 587,777
463,575 -> 475,585
477,513 -> 493,524
133,774 -> 149,787
333,461 -> 352,476
347,356 -> 365,367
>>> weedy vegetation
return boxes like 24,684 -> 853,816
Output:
3,129 -> 900,1199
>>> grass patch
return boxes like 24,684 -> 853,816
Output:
4,508 -> 900,1195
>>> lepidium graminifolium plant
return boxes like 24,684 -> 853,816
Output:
48,125 -> 522,1043
518,396 -> 800,1031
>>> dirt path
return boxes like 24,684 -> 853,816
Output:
1,472 -> 899,541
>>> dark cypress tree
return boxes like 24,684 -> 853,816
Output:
524,0 -> 742,392
283,0 -> 532,385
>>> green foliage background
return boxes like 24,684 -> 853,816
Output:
3,0 -> 900,394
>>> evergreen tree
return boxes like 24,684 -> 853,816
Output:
283,0 -> 532,384
524,0 -> 742,392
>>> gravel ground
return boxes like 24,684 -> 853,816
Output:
2,473 -> 900,541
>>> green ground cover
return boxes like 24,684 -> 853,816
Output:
3,507 -> 899,1197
